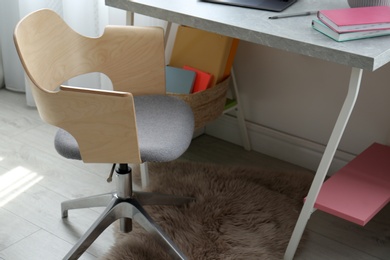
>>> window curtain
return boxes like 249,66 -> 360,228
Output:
0,0 -> 170,106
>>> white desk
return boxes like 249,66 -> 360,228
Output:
105,0 -> 390,258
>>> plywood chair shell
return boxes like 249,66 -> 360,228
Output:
14,9 -> 167,164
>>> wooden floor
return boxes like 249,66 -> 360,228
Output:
0,88 -> 389,259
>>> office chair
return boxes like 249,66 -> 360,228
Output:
14,9 -> 194,259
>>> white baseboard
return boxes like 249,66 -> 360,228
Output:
205,115 -> 356,175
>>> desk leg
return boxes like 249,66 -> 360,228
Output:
126,11 -> 134,25
284,67 -> 363,260
164,21 -> 172,47
231,68 -> 251,150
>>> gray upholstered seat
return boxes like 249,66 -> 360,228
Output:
55,95 -> 194,162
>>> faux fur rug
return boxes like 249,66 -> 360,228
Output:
101,161 -> 313,260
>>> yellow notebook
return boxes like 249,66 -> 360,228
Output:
169,26 -> 238,87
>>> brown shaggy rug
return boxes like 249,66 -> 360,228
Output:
101,161 -> 313,260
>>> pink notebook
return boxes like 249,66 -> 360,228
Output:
318,6 -> 390,33
183,65 -> 213,93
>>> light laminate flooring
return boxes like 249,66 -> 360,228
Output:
0,88 -> 389,259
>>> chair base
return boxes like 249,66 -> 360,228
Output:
61,164 -> 193,260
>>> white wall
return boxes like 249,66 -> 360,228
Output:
206,40 -> 390,174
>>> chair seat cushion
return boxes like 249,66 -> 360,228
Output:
54,95 -> 194,162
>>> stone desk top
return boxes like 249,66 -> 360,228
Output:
106,0 -> 390,71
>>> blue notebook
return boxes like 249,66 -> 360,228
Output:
165,66 -> 196,94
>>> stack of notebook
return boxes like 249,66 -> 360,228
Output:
312,6 -> 390,42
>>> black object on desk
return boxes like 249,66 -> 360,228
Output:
200,0 -> 297,12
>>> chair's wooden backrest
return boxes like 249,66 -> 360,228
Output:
14,9 -> 166,164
